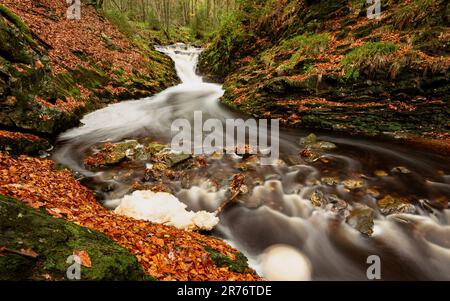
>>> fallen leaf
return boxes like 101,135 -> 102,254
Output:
74,250 -> 92,268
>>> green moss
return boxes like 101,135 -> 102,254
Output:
0,195 -> 152,280
340,42 -> 397,79
390,0 -> 440,30
204,246 -> 249,273
0,4 -> 34,45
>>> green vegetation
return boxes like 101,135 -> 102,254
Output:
101,0 -> 241,44
340,42 -> 397,79
0,4 -> 27,32
204,246 -> 249,273
389,0 -> 440,30
0,195 -> 152,280
277,34 -> 329,73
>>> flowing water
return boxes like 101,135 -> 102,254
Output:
53,44 -> 450,281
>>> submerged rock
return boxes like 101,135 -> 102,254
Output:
310,190 -> 327,207
84,140 -> 139,167
133,142 -> 165,161
347,203 -> 374,236
391,166 -> 412,174
342,179 -> 365,190
164,153 -> 192,168
321,176 -> 340,186
301,133 -> 317,145
374,170 -> 388,177
377,195 -> 416,215
299,134 -> 337,163
313,141 -> 337,151
300,147 -> 321,163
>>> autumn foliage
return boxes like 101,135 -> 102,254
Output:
0,153 -> 260,280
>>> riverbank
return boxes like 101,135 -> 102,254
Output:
199,0 -> 450,155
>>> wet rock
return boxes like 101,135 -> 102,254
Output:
377,195 -> 416,215
374,170 -> 388,177
85,140 -> 139,167
326,194 -> 349,218
366,187 -> 380,198
312,141 -> 337,151
321,176 -> 340,186
300,133 -> 317,145
164,153 -> 192,168
300,147 -> 321,163
234,155 -> 259,171
342,179 -> 365,190
347,203 -> 374,236
133,142 -> 165,161
0,131 -> 50,156
310,190 -> 327,207
391,166 -> 411,174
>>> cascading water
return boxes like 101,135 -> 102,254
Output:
53,44 -> 450,280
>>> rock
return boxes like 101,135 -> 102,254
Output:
133,142 -> 165,161
312,141 -> 337,151
84,140 -> 139,167
0,195 -> 150,280
391,166 -> 411,174
366,187 -> 380,197
0,130 -> 50,155
326,194 -> 349,217
321,177 -> 340,186
347,203 -> 374,236
300,133 -> 317,145
164,153 -> 192,168
374,170 -> 388,177
310,190 -> 326,207
101,32 -> 117,50
377,195 -> 416,215
342,179 -> 365,190
300,147 -> 321,163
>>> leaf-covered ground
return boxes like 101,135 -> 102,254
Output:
0,0 -> 177,135
0,152 -> 261,281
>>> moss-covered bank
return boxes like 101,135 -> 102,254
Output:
200,0 -> 449,151
0,195 -> 152,280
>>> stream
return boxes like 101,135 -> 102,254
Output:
53,44 -> 450,281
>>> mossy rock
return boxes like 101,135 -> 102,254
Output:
0,136 -> 50,155
0,195 -> 152,281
